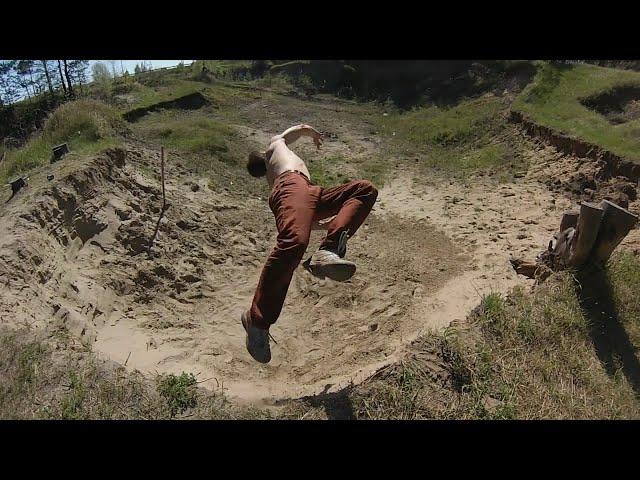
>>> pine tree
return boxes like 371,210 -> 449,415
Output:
57,60 -> 67,95
41,60 -> 54,96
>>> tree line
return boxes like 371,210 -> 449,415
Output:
0,60 -> 90,106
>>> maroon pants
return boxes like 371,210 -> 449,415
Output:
249,172 -> 378,330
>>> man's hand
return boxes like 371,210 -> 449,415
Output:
280,124 -> 324,147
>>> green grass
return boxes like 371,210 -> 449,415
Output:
607,252 -> 640,348
120,79 -> 203,112
376,96 -> 519,177
307,153 -> 389,189
132,111 -> 234,161
307,154 -> 351,187
346,252 -> 640,419
0,328 -> 271,420
131,109 -> 269,196
513,62 -> 640,161
379,96 -> 504,148
0,99 -> 126,185
250,73 -> 296,92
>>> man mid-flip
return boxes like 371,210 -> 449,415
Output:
242,124 -> 378,363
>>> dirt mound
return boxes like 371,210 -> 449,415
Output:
123,92 -> 210,122
581,86 -> 640,124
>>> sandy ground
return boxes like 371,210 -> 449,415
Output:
1,92 -> 637,406
0,144 -> 572,404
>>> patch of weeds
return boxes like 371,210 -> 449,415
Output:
156,372 -> 198,418
60,371 -> 88,419
15,341 -> 47,392
376,96 -> 521,177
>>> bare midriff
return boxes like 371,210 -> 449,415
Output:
265,138 -> 312,189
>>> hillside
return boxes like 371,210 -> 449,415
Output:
1,61 -> 639,419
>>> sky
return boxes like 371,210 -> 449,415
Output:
88,60 -> 194,79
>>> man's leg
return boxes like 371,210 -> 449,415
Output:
302,179 -> 378,282
249,174 -> 319,330
315,179 -> 378,253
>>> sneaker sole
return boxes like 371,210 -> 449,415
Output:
241,312 -> 271,364
311,262 -> 356,282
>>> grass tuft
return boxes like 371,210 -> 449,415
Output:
156,372 -> 198,418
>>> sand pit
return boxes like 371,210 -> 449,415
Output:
0,146 -> 473,402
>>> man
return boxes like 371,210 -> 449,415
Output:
242,124 -> 378,363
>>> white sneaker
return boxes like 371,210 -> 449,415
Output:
303,249 -> 356,282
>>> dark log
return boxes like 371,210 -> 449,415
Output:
568,202 -> 604,267
6,176 -> 29,201
560,211 -> 579,232
510,258 -> 538,278
51,143 -> 69,163
591,200 -> 638,265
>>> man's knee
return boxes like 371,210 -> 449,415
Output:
358,179 -> 378,204
277,234 -> 309,260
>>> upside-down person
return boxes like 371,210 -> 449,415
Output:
242,124 -> 378,363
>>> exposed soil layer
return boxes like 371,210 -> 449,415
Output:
123,92 -> 210,122
581,86 -> 640,124
510,110 -> 640,182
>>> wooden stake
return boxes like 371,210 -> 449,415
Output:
160,146 -> 166,211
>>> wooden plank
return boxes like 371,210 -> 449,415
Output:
591,200 -> 639,265
560,211 -> 579,232
568,202 -> 604,267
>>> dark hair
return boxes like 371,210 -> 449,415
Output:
247,151 -> 267,177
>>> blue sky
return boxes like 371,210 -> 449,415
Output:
89,60 -> 194,79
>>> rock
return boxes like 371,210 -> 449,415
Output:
482,396 -> 504,411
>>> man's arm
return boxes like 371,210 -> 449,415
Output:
276,124 -> 323,149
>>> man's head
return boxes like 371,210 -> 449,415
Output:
247,151 -> 267,177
